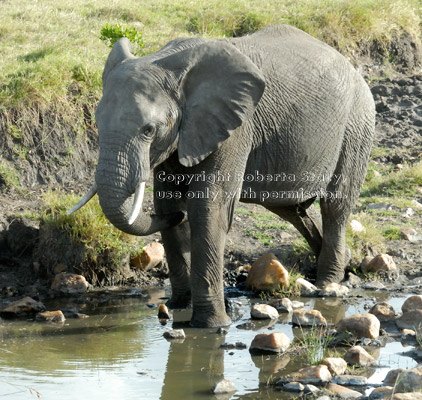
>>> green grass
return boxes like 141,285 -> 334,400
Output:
39,190 -> 145,261
0,160 -> 22,190
1,0 -> 421,109
295,325 -> 334,365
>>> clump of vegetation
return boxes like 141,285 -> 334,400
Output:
40,190 -> 144,262
295,325 -> 333,365
0,161 -> 22,190
100,23 -> 145,49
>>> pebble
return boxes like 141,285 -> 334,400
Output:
163,329 -> 186,340
250,303 -> 279,320
212,378 -> 236,394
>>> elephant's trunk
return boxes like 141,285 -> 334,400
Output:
95,181 -> 184,236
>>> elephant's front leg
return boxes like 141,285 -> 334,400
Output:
188,201 -> 233,328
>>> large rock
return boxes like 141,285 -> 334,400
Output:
292,309 -> 327,327
321,357 -> 348,376
393,366 -> 422,393
249,332 -> 290,354
369,302 -> 396,322
343,345 -> 375,366
362,254 -> 398,273
131,242 -> 165,271
337,313 -> 380,339
0,296 -> 45,318
51,273 -> 89,295
281,365 -> 332,385
251,303 -> 279,320
396,309 -> 422,330
401,295 -> 422,313
246,253 -> 289,291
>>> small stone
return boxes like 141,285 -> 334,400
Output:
158,304 -> 170,319
291,300 -> 305,309
337,313 -> 380,339
369,302 -> 396,322
319,283 -> 349,297
363,254 -> 398,274
321,357 -> 348,376
35,310 -> 65,323
51,273 -> 89,295
249,332 -> 290,354
270,298 -> 293,313
304,384 -> 320,394
362,280 -> 386,290
401,328 -> 416,341
350,219 -> 366,234
292,309 -> 327,327
401,295 -> 422,313
369,386 -> 394,399
393,366 -> 422,393
383,368 -> 404,385
344,273 -> 362,288
246,253 -> 289,291
401,208 -> 415,218
284,365 -> 332,384
131,242 -> 165,271
163,329 -> 185,340
282,382 -> 305,392
0,296 -> 46,318
326,383 -> 362,399
401,228 -> 422,242
212,378 -> 236,394
217,327 -> 228,335
250,304 -> 279,319
295,278 -> 318,296
343,346 -> 375,366
331,375 -> 368,386
396,309 -> 422,330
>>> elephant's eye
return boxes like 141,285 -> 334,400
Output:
142,124 -> 155,138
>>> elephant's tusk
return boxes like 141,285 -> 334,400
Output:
66,184 -> 98,216
128,181 -> 145,225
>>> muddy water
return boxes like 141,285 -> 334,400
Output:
0,289 -> 418,400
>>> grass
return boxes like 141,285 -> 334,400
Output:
39,190 -> 145,261
295,324 -> 334,365
1,0 -> 421,109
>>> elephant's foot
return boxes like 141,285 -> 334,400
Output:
190,301 -> 232,328
315,267 -> 345,288
166,292 -> 191,309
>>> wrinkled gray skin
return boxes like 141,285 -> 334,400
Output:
94,25 -> 375,327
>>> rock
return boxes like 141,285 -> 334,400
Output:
163,329 -> 185,340
158,304 -> 170,319
51,273 -> 89,295
304,384 -> 320,394
250,303 -> 279,320
291,300 -> 305,309
344,273 -> 362,288
282,382 -> 305,392
343,346 -> 375,366
36,310 -> 65,323
360,255 -> 374,271
369,302 -> 396,322
131,242 -> 165,271
212,378 -> 236,394
350,219 -> 365,234
363,254 -> 398,274
367,202 -> 391,211
246,253 -> 289,291
401,328 -> 416,341
396,309 -> 422,330
292,309 -> 327,327
369,386 -> 394,399
392,394 -> 422,400
319,283 -> 349,297
249,332 -> 290,354
337,313 -> 380,339
362,280 -> 386,290
295,278 -> 318,296
0,296 -> 46,318
401,295 -> 422,313
270,298 -> 293,313
282,365 -> 332,385
383,368 -> 404,385
326,383 -> 362,399
331,375 -> 368,386
220,342 -> 247,350
216,327 -> 228,335
401,227 -> 422,242
401,207 -> 415,218
321,357 -> 348,376
393,366 -> 422,393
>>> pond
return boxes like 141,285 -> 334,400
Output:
0,288 -> 418,399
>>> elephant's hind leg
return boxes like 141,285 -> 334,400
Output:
265,202 -> 323,257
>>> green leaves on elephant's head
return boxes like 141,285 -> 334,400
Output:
156,41 -> 266,167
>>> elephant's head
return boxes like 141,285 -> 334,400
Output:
69,37 -> 265,236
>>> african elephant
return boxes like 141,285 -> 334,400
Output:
69,25 -> 375,327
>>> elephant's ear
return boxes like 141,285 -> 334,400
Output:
165,41 -> 265,167
102,38 -> 136,86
